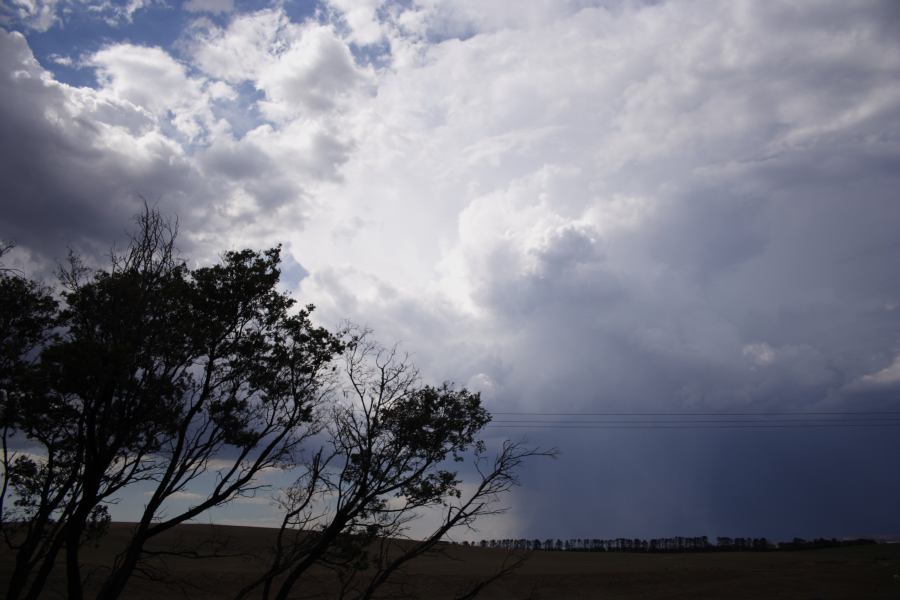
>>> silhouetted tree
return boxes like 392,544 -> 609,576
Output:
1,208 -> 342,600
234,330 -> 552,600
2,210 -> 551,600
1,242 -> 67,600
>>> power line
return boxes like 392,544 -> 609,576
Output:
484,408 -> 900,430
485,422 -> 900,429
490,410 -> 900,416
491,417 -> 900,425
487,414 -> 900,429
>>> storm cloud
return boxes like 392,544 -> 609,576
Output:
2,0 -> 899,540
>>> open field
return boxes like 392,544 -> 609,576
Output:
2,524 -> 900,599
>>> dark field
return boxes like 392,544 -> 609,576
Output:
2,524 -> 899,599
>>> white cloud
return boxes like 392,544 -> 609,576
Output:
189,8 -> 290,83
849,355 -> 900,391
89,43 -> 220,140
0,0 -> 153,31
255,24 -> 372,121
190,10 -> 373,123
1,0 -> 60,32
285,1 -> 900,417
327,0 -> 386,45
96,0 -> 151,25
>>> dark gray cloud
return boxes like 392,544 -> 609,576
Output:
0,29 -> 204,265
508,426 -> 900,540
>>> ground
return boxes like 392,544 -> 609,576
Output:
2,524 -> 899,599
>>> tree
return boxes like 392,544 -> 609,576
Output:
1,209 -> 342,600
234,330 -> 553,600
1,209 -> 549,600
0,242 -> 67,600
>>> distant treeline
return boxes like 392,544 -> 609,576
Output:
456,536 -> 878,553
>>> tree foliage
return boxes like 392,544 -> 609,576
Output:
0,209 -> 547,600
235,332 -> 550,600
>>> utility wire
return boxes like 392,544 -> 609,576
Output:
484,409 -> 900,430
490,418 -> 900,424
490,410 -> 900,416
486,423 -> 900,429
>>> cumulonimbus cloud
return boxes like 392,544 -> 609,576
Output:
2,0 -> 900,539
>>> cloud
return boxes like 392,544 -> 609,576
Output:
160,490 -> 206,502
847,355 -> 900,392
286,2 -> 900,536
0,29 -> 202,265
188,8 -> 289,83
0,12 -> 366,266
3,1 -> 900,538
1,0 -> 60,32
89,43 -> 219,140
290,1 -> 900,414
0,0 -> 153,32
254,24 -> 372,121
326,0 -> 385,46
190,11 -> 374,122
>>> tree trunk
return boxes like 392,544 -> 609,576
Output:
271,517 -> 351,600
65,519 -> 85,600
5,545 -> 36,600
94,532 -> 146,600
63,488 -> 99,600
23,530 -> 67,600
7,513 -> 66,600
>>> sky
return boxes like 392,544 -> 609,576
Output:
2,0 -> 900,542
